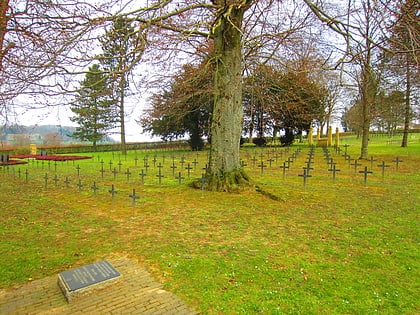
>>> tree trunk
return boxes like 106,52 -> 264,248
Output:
119,77 -> 127,155
401,55 -> 411,147
0,0 -> 10,71
204,3 -> 250,191
360,66 -> 371,160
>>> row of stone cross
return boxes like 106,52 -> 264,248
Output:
3,146 -> 405,191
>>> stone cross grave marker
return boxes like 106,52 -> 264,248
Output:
77,179 -> 83,191
298,168 -> 312,188
156,163 -> 164,185
139,169 -> 146,184
328,163 -> 340,181
393,157 -> 403,170
185,163 -> 193,178
378,161 -> 390,178
53,174 -> 59,187
359,166 -> 373,186
91,182 -> 99,195
350,159 -> 362,173
44,173 -> 48,189
176,172 -> 184,184
109,184 -> 118,202
57,260 -> 121,303
279,162 -> 289,179
64,177 -> 70,188
129,189 -> 140,207
125,168 -> 132,182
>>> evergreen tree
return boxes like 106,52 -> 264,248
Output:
70,64 -> 115,150
100,17 -> 141,155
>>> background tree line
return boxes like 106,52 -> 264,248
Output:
1,0 -> 419,190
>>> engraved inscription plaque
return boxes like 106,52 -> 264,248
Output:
58,260 -> 121,302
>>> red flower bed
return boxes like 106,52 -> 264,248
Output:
10,154 -> 92,161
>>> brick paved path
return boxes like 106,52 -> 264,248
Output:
0,257 -> 197,314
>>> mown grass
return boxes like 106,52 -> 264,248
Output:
0,134 -> 419,314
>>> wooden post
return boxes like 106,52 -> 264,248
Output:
327,126 -> 333,147
335,127 -> 340,147
30,144 -> 37,155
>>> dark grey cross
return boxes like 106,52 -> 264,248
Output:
144,163 -> 150,172
143,156 -> 148,167
192,159 -> 198,169
359,166 -> 373,186
258,161 -> 267,174
170,161 -> 177,175
64,177 -> 70,188
100,166 -> 105,179
393,157 -> 403,170
267,158 -> 274,168
54,161 -> 58,172
77,179 -> 83,191
134,156 -> 139,167
327,158 -> 335,169
161,154 -> 166,164
251,155 -> 258,166
100,159 -> 104,169
303,165 -> 314,175
53,174 -> 59,187
76,165 -> 81,177
44,173 -> 48,189
18,168 -> 21,179
118,160 -> 123,172
185,163 -> 193,178
125,168 -> 132,182
377,161 -> 390,178
180,156 -> 186,168
286,157 -> 293,168
109,184 -> 117,201
91,181 -> 99,195
48,160 -> 51,170
343,153 -> 351,162
156,169 -> 164,185
109,160 -> 113,171
112,167 -> 118,180
176,172 -> 184,184
369,156 -> 377,170
342,144 -> 350,155
350,159 -> 362,173
200,173 -> 207,190
279,162 -> 289,179
298,168 -> 312,188
139,169 -> 146,184
129,189 -> 140,207
25,169 -> 29,183
152,156 -> 157,167
328,163 -> 340,181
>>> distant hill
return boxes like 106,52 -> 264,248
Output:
1,124 -> 114,144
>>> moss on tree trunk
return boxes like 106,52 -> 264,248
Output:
201,2 -> 251,191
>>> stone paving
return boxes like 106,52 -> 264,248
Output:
0,257 -> 197,314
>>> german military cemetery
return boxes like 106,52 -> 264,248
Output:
0,132 -> 418,314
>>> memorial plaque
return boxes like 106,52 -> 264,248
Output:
58,260 -> 121,302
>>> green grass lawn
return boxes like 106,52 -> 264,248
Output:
0,134 -> 419,314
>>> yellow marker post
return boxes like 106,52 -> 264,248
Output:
30,144 -> 37,155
